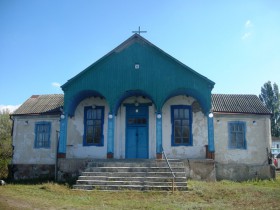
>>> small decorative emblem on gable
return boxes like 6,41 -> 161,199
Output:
135,63 -> 140,69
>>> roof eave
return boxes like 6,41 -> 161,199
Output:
213,111 -> 272,116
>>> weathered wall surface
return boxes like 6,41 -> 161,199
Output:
214,114 -> 271,165
65,95 -> 208,159
12,115 -> 60,164
216,163 -> 275,181
57,158 -> 89,182
66,97 -> 109,159
10,164 -> 55,180
183,159 -> 216,181
162,95 -> 208,159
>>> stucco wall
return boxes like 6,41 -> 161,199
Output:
214,114 -> 271,165
66,97 -> 109,159
66,95 -> 208,159
162,95 -> 208,159
12,115 -> 60,164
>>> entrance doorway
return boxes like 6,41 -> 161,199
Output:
126,105 -> 149,158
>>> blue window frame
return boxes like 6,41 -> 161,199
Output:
171,105 -> 192,146
34,122 -> 51,148
228,121 -> 247,149
83,106 -> 104,146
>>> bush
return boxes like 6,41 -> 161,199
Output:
0,109 -> 13,179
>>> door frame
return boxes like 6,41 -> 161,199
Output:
125,104 -> 149,159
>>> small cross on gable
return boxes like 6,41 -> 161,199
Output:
132,26 -> 147,35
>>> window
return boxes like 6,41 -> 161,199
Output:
84,106 -> 104,146
228,121 -> 246,149
34,122 -> 51,148
171,105 -> 192,146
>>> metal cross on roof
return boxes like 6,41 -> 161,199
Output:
132,26 -> 147,35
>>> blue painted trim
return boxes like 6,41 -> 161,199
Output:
66,90 -> 105,117
163,88 -> 211,115
171,105 -> 193,146
207,116 -> 215,152
83,106 -> 105,147
156,112 -> 162,154
34,121 -> 51,149
58,114 -> 67,153
113,90 -> 156,115
228,121 -> 247,150
107,114 -> 115,154
125,104 -> 149,158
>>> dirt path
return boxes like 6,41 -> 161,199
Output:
0,194 -> 32,210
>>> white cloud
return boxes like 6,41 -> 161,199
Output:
242,32 -> 252,40
0,105 -> 21,113
52,82 -> 61,88
245,20 -> 253,28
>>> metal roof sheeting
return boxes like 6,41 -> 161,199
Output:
212,94 -> 271,115
13,94 -> 64,115
12,93 -> 271,116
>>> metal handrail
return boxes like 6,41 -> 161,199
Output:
162,147 -> 176,192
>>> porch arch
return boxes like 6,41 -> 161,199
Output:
161,88 -> 211,115
112,89 -> 157,115
65,90 -> 106,117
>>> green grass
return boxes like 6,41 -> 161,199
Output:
1,174 -> 280,210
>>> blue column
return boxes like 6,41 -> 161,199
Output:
156,112 -> 162,155
58,113 -> 68,156
207,115 -> 215,152
107,114 -> 115,158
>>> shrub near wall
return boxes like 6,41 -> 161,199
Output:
0,110 -> 12,179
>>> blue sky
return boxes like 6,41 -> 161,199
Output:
1,0 -> 280,111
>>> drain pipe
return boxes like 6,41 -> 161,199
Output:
55,130 -> 60,182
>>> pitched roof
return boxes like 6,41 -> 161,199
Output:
12,93 -> 271,116
12,94 -> 64,116
212,94 -> 271,115
62,34 -> 215,89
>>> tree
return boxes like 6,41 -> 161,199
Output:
0,109 -> 13,179
259,81 -> 280,137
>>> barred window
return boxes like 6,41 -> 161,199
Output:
84,106 -> 104,146
171,105 -> 192,146
35,122 -> 51,148
228,121 -> 246,149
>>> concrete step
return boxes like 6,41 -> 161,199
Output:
73,160 -> 188,191
81,171 -> 186,177
73,184 -> 188,191
87,160 -> 184,168
76,180 -> 187,187
78,176 -> 187,182
84,166 -> 185,173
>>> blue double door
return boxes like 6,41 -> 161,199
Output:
126,105 -> 149,159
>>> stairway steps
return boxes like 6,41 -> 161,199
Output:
87,161 -> 184,168
73,160 -> 187,191
73,184 -> 187,191
85,167 -> 185,173
78,176 -> 187,182
76,180 -> 187,186
82,172 -> 186,177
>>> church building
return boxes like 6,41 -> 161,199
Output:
10,34 -> 274,181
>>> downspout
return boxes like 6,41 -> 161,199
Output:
55,130 -> 60,182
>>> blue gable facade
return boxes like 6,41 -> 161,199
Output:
58,34 -> 215,159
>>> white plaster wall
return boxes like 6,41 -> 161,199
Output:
162,95 -> 208,159
12,115 -> 60,164
214,114 -> 271,164
114,96 -> 156,159
66,97 -> 108,159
